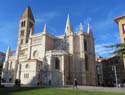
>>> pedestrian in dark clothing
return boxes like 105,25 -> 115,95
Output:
49,80 -> 51,87
73,78 -> 78,89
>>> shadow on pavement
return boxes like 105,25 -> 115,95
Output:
0,87 -> 43,95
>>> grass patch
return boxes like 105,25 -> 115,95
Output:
0,87 -> 124,95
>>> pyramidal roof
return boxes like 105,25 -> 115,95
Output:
21,6 -> 35,22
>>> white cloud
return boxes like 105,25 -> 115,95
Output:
84,16 -> 92,25
90,7 -> 102,13
0,22 -> 18,50
35,12 -> 59,23
93,8 -> 125,33
75,24 -> 80,32
93,18 -> 113,33
95,43 -> 114,57
93,9 -> 122,55
74,16 -> 92,32
48,25 -> 57,35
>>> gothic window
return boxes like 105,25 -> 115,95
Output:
25,64 -> 29,68
9,61 -> 12,70
85,54 -> 89,71
20,64 -> 22,70
20,30 -> 24,37
24,73 -> 29,78
122,24 -> 125,33
33,50 -> 39,58
84,39 -> 87,51
55,57 -> 60,70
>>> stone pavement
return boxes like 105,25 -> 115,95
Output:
62,86 -> 125,93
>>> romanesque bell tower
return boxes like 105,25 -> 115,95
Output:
115,16 -> 125,43
18,6 -> 35,45
115,16 -> 125,68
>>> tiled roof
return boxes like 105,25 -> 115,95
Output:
21,6 -> 35,22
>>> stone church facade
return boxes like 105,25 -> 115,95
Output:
1,6 -> 96,86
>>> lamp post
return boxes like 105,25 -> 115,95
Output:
112,66 -> 118,87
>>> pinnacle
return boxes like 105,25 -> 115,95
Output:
65,14 -> 73,34
43,24 -> 47,33
80,23 -> 83,32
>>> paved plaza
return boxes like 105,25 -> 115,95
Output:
63,86 -> 125,93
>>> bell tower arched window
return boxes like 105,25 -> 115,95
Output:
20,30 -> 24,37
21,21 -> 25,27
122,24 -> 125,33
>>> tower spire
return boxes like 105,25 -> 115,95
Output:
65,14 -> 73,35
21,6 -> 35,22
79,23 -> 83,34
87,23 -> 90,33
87,23 -> 93,36
43,24 -> 47,34
5,46 -> 11,62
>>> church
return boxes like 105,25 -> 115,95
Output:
1,6 -> 96,86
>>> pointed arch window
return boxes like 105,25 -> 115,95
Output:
33,50 -> 39,58
55,57 -> 60,70
84,39 -> 87,51
85,54 -> 89,71
25,64 -> 29,68
24,73 -> 29,78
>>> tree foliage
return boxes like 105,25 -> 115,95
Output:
105,43 -> 125,59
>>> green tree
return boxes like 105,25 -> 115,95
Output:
105,43 -> 125,59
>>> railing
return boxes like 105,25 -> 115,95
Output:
9,55 -> 27,60
21,43 -> 28,48
11,51 -> 16,56
1,83 -> 15,87
19,55 -> 27,60
46,50 -> 67,55
9,56 -> 15,60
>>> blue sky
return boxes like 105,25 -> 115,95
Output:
0,0 -> 125,57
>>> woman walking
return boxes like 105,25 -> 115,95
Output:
73,78 -> 78,89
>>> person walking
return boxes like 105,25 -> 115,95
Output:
73,78 -> 78,89
49,79 -> 51,87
